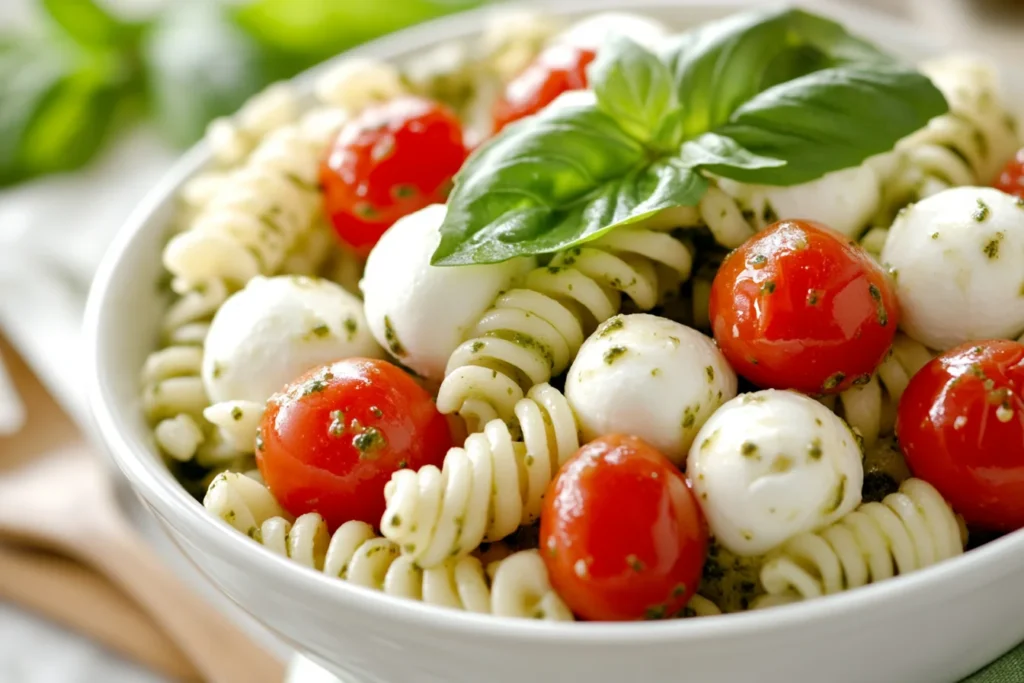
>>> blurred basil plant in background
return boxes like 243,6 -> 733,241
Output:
0,0 -> 485,187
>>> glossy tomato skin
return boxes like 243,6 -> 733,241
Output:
257,358 -> 452,529
539,434 -> 708,621
994,148 -> 1024,198
320,96 -> 467,257
491,44 -> 596,133
896,340 -> 1024,530
710,219 -> 899,395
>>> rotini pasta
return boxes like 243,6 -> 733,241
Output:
163,122 -> 324,292
202,400 -> 264,455
436,227 -> 694,430
205,83 -> 303,167
869,55 -> 1020,243
204,473 -> 572,619
314,57 -> 407,113
382,383 -> 578,568
754,479 -> 964,606
823,334 -> 935,448
143,280 -> 229,461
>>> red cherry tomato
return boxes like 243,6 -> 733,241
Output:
491,44 -> 596,133
320,96 -> 467,257
896,340 -> 1024,531
539,434 -> 707,621
709,219 -> 899,395
994,148 -> 1024,198
257,358 -> 452,529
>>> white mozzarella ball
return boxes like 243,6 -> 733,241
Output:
566,314 -> 737,466
360,204 -> 535,381
880,186 -> 1024,350
687,390 -> 864,556
717,163 -> 882,238
202,275 -> 381,404
554,12 -> 669,52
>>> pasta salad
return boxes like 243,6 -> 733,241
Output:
143,7 -> 1024,621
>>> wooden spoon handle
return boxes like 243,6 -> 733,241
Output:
74,526 -> 286,683
0,544 -> 202,682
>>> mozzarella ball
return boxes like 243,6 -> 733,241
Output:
717,162 -> 882,238
880,187 -> 1024,350
566,314 -> 737,465
202,275 -> 381,404
360,204 -> 535,381
687,390 -> 864,556
554,12 -> 669,52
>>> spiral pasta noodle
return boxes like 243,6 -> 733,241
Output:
205,83 -> 303,167
865,54 -> 1021,251
383,383 -> 578,568
164,121 -> 328,292
142,280 -> 232,461
753,479 -> 964,606
436,227 -> 694,430
204,473 -> 573,619
823,334 -> 935,448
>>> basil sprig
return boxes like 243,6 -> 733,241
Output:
432,7 -> 949,266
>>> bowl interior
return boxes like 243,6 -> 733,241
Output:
85,0 -> 1024,653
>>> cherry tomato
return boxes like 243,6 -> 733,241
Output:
709,219 -> 899,395
539,434 -> 707,621
491,44 -> 596,133
896,340 -> 1024,530
257,358 -> 452,529
320,96 -> 467,257
994,148 -> 1024,198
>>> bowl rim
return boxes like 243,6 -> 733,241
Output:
85,0 -> 1024,645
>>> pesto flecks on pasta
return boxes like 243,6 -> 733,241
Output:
145,6 -> 1024,623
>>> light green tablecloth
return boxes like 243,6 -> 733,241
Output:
963,642 -> 1024,682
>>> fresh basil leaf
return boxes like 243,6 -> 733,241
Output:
710,65 -> 948,185
662,7 -> 890,139
589,35 -> 677,147
41,0 -> 125,47
143,2 -> 270,147
432,92 -> 655,265
581,160 -> 707,233
18,74 -> 121,177
678,132 -> 786,173
0,39 -> 66,185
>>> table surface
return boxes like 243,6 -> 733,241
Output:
1,0 -> 1023,682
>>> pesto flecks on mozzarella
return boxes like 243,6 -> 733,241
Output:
687,390 -> 864,556
201,275 -> 381,405
360,204 -> 535,381
566,314 -> 737,465
717,162 -> 883,239
880,187 -> 1024,350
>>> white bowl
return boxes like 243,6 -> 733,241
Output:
85,2 -> 1024,682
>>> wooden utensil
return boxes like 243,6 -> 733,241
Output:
0,338 -> 286,683
0,543 -> 202,682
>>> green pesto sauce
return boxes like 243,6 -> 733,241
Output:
822,372 -> 846,391
972,198 -> 991,222
598,317 -> 625,338
983,232 -> 1004,259
822,475 -> 848,515
343,316 -> 358,340
383,315 -> 406,356
603,345 -> 628,365
353,426 -> 387,458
